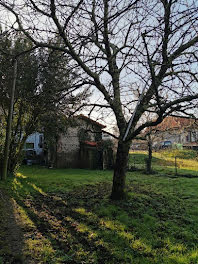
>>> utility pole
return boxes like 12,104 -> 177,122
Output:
1,58 -> 17,180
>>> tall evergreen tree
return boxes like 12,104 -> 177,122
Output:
0,33 -> 89,177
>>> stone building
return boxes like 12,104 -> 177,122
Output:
24,114 -> 115,169
151,115 -> 198,149
53,114 -> 106,169
131,115 -> 198,151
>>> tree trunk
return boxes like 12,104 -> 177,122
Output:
2,59 -> 17,180
146,135 -> 152,174
8,135 -> 28,174
110,140 -> 130,200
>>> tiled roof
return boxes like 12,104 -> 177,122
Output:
154,116 -> 197,131
78,114 -> 106,128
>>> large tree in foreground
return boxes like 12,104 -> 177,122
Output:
0,0 -> 198,198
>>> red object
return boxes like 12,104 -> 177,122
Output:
84,141 -> 98,147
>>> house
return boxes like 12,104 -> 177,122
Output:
150,115 -> 198,150
24,115 -> 116,169
25,132 -> 44,155
51,114 -> 107,169
22,132 -> 44,165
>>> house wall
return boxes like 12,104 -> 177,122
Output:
25,132 -> 44,155
79,145 -> 103,169
156,130 -> 184,144
154,128 -> 198,147
56,127 -> 80,168
56,119 -> 102,168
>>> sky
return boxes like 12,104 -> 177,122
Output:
0,0 -> 197,134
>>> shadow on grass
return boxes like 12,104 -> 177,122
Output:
0,188 -> 25,264
6,173 -> 198,264
9,176 -> 121,263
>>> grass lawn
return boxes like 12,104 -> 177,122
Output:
129,149 -> 198,176
0,150 -> 198,263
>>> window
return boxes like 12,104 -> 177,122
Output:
186,132 -> 192,142
38,135 -> 43,148
191,131 -> 197,142
26,143 -> 34,149
39,135 -> 43,144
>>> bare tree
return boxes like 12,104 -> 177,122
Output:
1,0 -> 198,199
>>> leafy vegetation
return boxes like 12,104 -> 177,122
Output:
0,32 -> 89,177
0,151 -> 198,263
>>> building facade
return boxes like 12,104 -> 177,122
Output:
151,116 -> 198,149
25,132 -> 44,155
51,115 -> 106,169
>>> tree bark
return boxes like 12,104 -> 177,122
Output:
110,140 -> 131,200
146,136 -> 152,174
8,134 -> 28,173
1,59 -> 17,180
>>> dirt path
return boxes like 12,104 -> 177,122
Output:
0,189 -> 25,264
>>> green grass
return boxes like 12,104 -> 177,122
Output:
0,150 -> 198,263
129,149 -> 198,176
14,166 -> 113,193
161,149 -> 198,160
